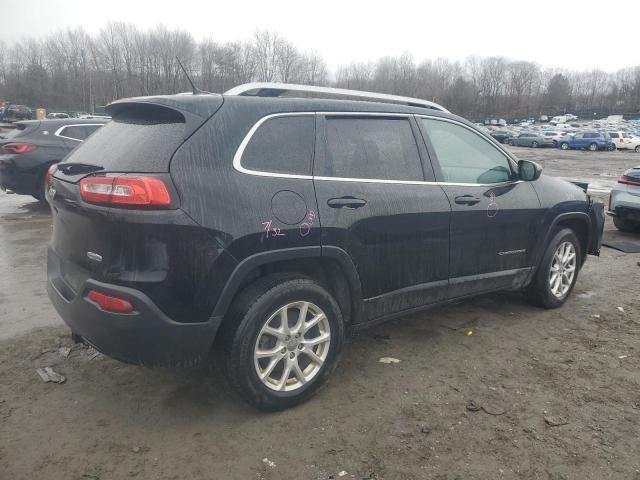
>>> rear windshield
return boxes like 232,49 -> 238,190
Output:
0,122 -> 38,140
61,109 -> 185,172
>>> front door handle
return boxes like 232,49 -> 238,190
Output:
327,196 -> 367,209
454,195 -> 481,206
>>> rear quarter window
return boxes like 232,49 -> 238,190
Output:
240,115 -> 314,176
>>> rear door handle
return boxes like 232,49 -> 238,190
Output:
454,195 -> 481,206
327,196 -> 367,209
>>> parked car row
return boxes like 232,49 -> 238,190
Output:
485,121 -> 640,152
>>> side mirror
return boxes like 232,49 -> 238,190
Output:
518,160 -> 542,181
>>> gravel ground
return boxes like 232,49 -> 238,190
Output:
1,147 -> 639,479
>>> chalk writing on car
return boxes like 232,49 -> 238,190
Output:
487,192 -> 498,218
262,220 -> 286,239
299,210 -> 316,237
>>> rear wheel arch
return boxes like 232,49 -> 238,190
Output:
212,247 -> 363,327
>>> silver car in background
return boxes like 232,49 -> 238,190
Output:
609,166 -> 640,232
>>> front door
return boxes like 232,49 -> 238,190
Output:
418,117 -> 542,298
314,113 -> 451,321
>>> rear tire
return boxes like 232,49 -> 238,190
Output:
531,141 -> 539,148
613,216 -> 640,232
217,274 -> 344,411
634,145 -> 640,153
502,138 -> 510,144
560,142 -> 569,150
526,228 -> 581,309
607,144 -> 616,151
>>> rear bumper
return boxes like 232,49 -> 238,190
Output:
0,162 -> 39,195
47,246 -> 221,366
609,189 -> 640,220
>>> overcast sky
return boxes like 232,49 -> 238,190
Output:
2,0 -> 639,72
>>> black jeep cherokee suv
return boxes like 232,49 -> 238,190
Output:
46,84 -> 605,410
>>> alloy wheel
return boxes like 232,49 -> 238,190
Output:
549,241 -> 577,298
254,301 -> 331,392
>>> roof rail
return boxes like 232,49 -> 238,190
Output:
223,82 -> 449,113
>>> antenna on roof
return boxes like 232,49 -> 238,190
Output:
176,56 -> 206,95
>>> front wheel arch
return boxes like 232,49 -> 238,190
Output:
531,213 -> 591,278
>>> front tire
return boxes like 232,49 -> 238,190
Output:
588,142 -> 598,151
218,274 -> 344,411
634,145 -> 640,153
527,228 -> 581,309
531,141 -> 539,148
560,142 -> 569,150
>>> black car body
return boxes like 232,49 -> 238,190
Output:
0,119 -> 106,199
5,104 -> 33,121
46,85 -> 605,409
511,132 -> 555,148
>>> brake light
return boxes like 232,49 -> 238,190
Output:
87,290 -> 134,313
2,143 -> 36,154
618,175 -> 640,186
79,176 -> 171,207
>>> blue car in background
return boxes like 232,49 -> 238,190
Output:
559,131 -> 615,151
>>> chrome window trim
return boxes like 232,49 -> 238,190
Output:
224,82 -> 449,112
54,123 -> 104,142
232,112 -> 315,180
232,112 -> 521,188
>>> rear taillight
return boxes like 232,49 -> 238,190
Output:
618,175 -> 640,186
87,290 -> 134,314
79,176 -> 171,207
2,143 -> 36,154
46,164 -> 57,188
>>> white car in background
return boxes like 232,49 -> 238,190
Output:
608,132 -> 640,152
609,166 -> 640,232
543,130 -> 568,147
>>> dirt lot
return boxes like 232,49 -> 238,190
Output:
1,147 -> 639,479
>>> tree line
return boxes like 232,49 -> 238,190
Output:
1,21 -> 639,119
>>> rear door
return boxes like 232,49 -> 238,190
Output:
314,113 -> 451,321
418,116 -> 541,298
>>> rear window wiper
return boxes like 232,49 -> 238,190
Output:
56,162 -> 104,174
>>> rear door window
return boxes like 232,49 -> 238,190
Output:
421,118 -> 514,184
240,115 -> 314,176
319,117 -> 424,181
